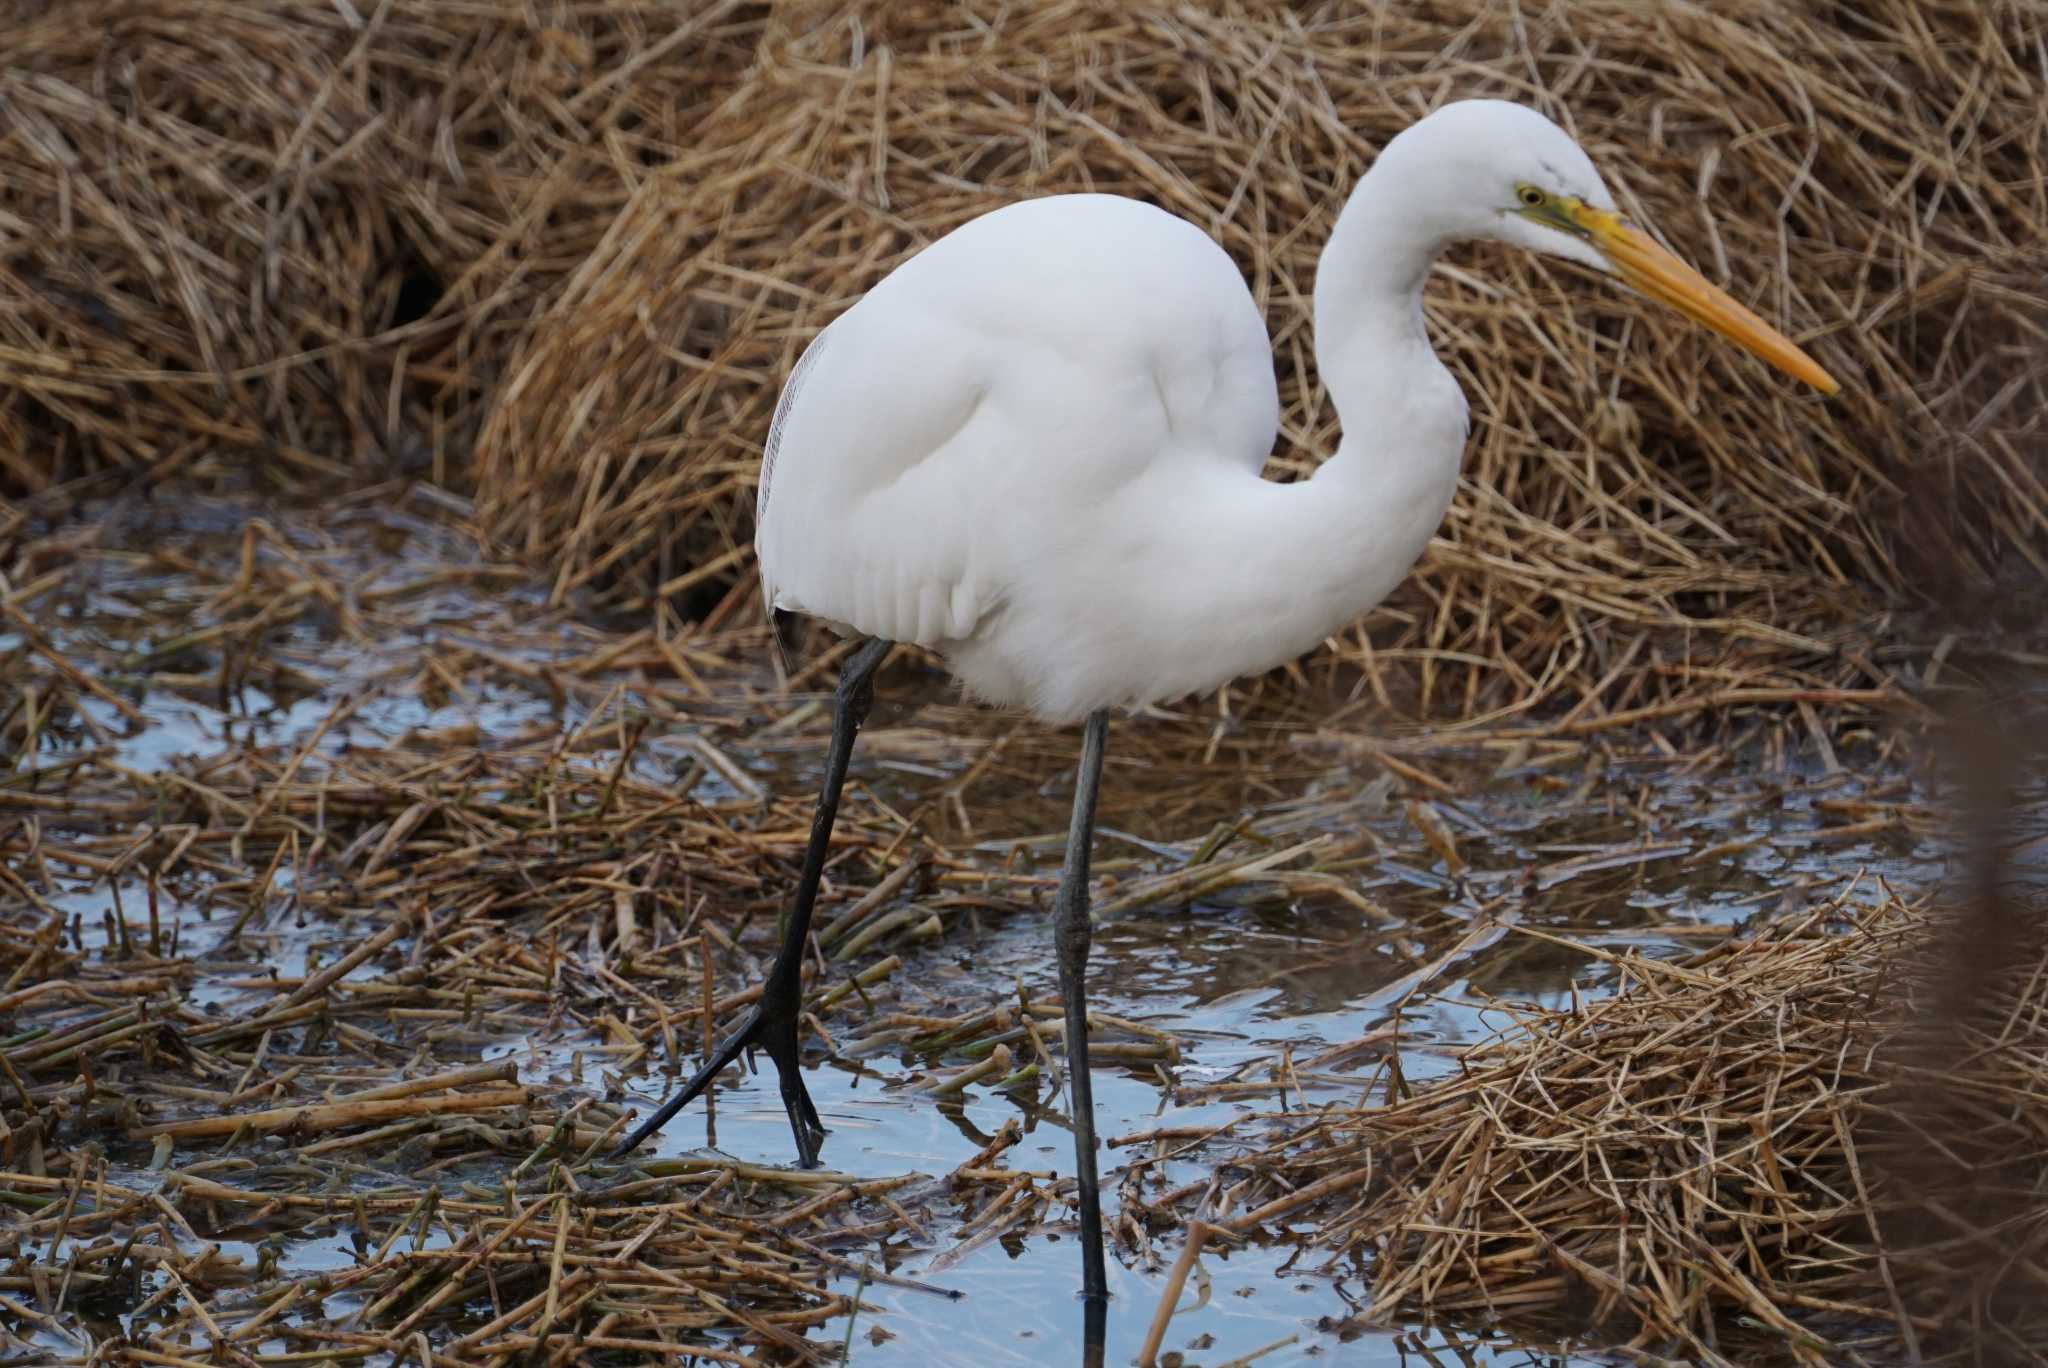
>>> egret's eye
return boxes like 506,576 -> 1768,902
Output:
1516,185 -> 1546,209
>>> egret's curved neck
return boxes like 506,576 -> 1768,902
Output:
1233,161 -> 1467,647
1129,158 -> 1471,696
1312,166 -> 1455,437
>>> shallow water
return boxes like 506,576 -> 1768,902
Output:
639,746 -> 1939,1365
8,492 -> 1949,1364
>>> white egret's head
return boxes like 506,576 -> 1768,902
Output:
1387,100 -> 1837,394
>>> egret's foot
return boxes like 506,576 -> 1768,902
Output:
610,993 -> 825,1165
612,641 -> 890,1169
747,996 -> 828,1167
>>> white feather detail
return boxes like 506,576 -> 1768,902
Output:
758,325 -> 833,528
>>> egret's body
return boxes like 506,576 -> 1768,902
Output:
615,100 -> 1837,1344
756,189 -> 1464,721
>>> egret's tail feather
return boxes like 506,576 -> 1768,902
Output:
768,606 -> 797,685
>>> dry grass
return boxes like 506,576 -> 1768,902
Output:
1157,887 -> 2048,1364
4,2 -> 2045,725
0,2 -> 762,490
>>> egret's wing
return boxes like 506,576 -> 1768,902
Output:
757,326 -> 832,529
753,300 -> 1013,648
753,194 -> 1280,651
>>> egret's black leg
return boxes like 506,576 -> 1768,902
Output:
613,637 -> 892,1165
1056,709 -> 1112,1304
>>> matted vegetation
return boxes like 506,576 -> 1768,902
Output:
1155,888 -> 2048,1364
4,483 -> 2033,1364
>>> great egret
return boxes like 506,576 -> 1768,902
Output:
614,99 -> 1836,1314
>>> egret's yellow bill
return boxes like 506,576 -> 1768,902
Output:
1566,201 -> 1839,395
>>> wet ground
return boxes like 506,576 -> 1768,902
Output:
734,737 -> 1939,1366
1,490 -> 1949,1365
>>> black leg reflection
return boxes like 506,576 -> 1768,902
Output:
1082,1291 -> 1107,1367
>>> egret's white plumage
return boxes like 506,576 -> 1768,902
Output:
757,191 -> 1288,717
754,100 -> 1827,722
